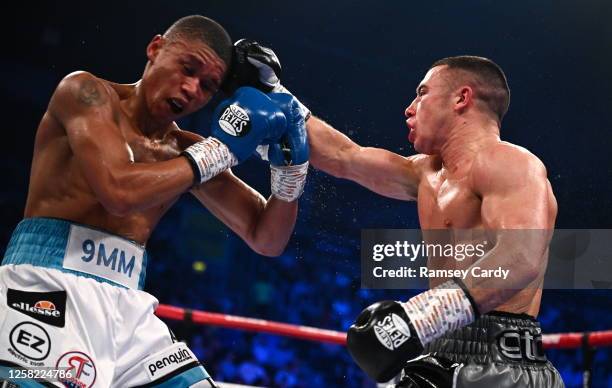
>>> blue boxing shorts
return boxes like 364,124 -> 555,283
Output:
0,217 -> 216,387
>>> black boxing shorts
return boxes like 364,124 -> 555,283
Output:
395,311 -> 565,388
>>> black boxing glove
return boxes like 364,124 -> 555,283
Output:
347,300 -> 423,383
222,39 -> 310,120
347,279 -> 479,383
221,39 -> 281,95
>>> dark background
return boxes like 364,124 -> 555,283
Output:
1,1 -> 611,387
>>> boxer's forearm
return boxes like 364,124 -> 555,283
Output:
247,196 -> 298,256
463,230 -> 550,313
95,158 -> 194,216
307,116 -> 420,200
307,116 -> 359,178
190,171 -> 297,257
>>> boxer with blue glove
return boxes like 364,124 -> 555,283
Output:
182,86 -> 288,184
258,93 -> 310,202
0,15 -> 308,388
221,39 -> 311,201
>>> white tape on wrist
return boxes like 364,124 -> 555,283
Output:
183,137 -> 238,184
401,280 -> 476,346
271,162 -> 309,202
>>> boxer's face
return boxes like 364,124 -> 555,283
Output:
143,35 -> 227,121
405,66 -> 456,154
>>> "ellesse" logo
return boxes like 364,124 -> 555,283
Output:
8,289 -> 67,327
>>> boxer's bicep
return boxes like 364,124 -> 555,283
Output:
307,116 -> 421,200
475,150 -> 551,276
477,150 -> 550,230
466,150 -> 553,312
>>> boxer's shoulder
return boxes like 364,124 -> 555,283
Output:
49,71 -> 124,127
479,141 -> 545,172
57,71 -> 115,101
471,141 -> 547,192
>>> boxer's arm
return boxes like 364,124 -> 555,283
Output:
465,145 -> 557,313
307,116 -> 422,200
347,146 -> 557,382
190,173 -> 296,257
49,72 -> 194,215
176,130 -> 296,257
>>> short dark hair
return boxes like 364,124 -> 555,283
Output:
431,56 -> 510,122
164,15 -> 232,67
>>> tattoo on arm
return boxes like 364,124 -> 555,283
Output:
77,79 -> 107,106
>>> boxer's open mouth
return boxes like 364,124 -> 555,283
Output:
168,98 -> 184,114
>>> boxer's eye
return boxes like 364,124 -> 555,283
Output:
183,65 -> 195,76
200,81 -> 215,93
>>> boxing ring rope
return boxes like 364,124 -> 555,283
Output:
155,304 -> 612,388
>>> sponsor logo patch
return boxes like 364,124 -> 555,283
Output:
143,343 -> 198,380
8,289 -> 67,327
497,329 -> 547,362
373,313 -> 412,351
56,351 -> 97,388
218,104 -> 251,137
9,321 -> 51,362
64,224 -> 144,289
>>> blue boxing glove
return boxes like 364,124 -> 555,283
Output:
267,93 -> 309,165
182,87 -> 287,184
257,93 -> 309,202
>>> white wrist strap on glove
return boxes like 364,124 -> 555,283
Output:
245,55 -> 311,121
401,280 -> 476,346
183,137 -> 238,184
271,162 -> 309,202
246,57 -> 280,88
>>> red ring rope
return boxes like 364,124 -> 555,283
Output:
155,304 -> 612,349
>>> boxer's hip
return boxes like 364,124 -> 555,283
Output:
2,217 -> 147,290
0,219 -> 212,386
398,311 -> 565,388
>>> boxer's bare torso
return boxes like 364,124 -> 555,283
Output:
24,77 -> 197,244
307,116 -> 557,317
22,69 -> 283,253
413,142 -> 557,316
22,33 -> 299,257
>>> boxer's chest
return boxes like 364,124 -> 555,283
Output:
121,124 -> 181,163
417,169 -> 481,229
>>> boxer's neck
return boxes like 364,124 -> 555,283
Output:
122,80 -> 174,140
440,118 -> 500,173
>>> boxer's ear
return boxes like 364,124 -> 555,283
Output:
454,86 -> 473,112
146,35 -> 164,62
